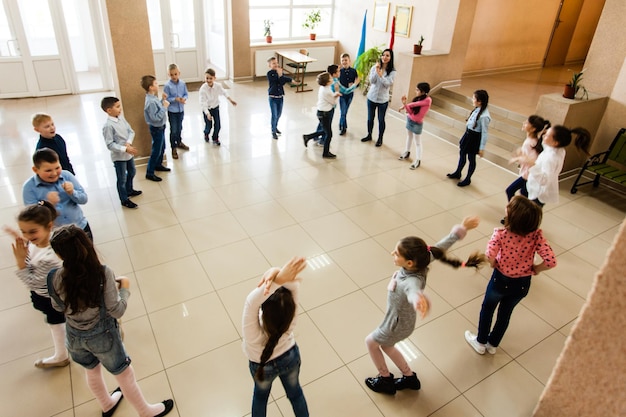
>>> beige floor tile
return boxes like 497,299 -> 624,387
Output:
568,236 -> 613,269
213,178 -> 274,209
0,303 -> 54,364
317,180 -> 378,210
426,261 -> 488,308
167,188 -> 228,223
125,225 -> 195,270
294,163 -> 350,188
429,395 -> 483,417
520,275 -> 585,329
517,331 -> 567,385
328,238 -> 395,288
277,189 -> 338,222
343,200 -> 408,236
97,238 -> 133,275
307,291 -> 385,363
465,361 -> 545,417
550,200 -> 620,235
416,182 -> 479,210
296,258 -> 360,310
233,199 -> 297,236
540,212 -> 594,250
256,169 -> 315,198
158,169 -> 212,198
88,209 -> 123,244
300,211 -> 368,251
0,266 -> 31,311
148,293 -> 239,367
352,171 -> 412,199
252,225 -> 324,265
115,199 -> 179,237
381,189 -> 447,223
181,212 -> 248,252
117,273 -> 147,321
543,251 -> 600,299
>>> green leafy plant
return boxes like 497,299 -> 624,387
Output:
264,19 -> 273,37
567,68 -> 588,99
417,35 -> 425,46
353,45 -> 383,92
303,9 -> 322,31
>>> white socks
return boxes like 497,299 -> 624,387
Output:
115,365 -> 165,417
41,323 -> 69,364
404,132 -> 422,160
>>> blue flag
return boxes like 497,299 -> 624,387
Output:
354,11 -> 367,67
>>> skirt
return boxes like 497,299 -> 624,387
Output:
459,128 -> 481,154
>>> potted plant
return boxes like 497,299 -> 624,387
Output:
563,69 -> 588,100
413,35 -> 425,55
264,19 -> 273,43
303,9 -> 321,40
354,45 -> 383,93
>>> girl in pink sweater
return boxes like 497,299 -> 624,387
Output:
398,82 -> 432,169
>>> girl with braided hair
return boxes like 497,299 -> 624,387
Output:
243,257 -> 309,417
364,217 -> 487,395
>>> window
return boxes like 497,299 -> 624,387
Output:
249,0 -> 333,43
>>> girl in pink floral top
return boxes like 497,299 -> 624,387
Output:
465,195 -> 556,355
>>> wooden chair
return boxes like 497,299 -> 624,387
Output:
286,48 -> 308,84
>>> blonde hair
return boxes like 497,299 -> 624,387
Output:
32,113 -> 52,128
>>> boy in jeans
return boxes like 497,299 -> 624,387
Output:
163,63 -> 189,159
199,68 -> 237,146
101,96 -> 142,209
33,113 -> 75,174
266,57 -> 292,140
141,75 -> 170,182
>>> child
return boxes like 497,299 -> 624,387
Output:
47,225 -> 174,417
526,125 -> 590,206
447,89 -> 491,187
365,217 -> 486,395
22,148 -> 92,240
398,82 -> 432,169
163,63 -> 189,159
303,65 -> 343,147
199,68 -> 237,146
33,113 -> 75,175
243,257 -> 309,417
361,48 -> 396,147
302,72 -> 341,159
465,196 -> 556,355
338,53 -> 359,136
505,115 -> 550,202
266,56 -> 292,140
3,201 -> 68,368
101,96 -> 142,209
141,74 -> 170,182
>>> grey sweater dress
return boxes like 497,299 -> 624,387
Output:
371,225 -> 467,345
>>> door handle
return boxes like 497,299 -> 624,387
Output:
170,33 -> 180,49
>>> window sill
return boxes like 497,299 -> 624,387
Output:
250,38 -> 338,47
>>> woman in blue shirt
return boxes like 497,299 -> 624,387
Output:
361,49 -> 396,147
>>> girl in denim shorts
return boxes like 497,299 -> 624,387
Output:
48,225 -> 173,417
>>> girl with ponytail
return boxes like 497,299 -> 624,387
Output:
243,257 -> 309,417
364,217 -> 486,395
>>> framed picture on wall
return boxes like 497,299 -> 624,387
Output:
394,4 -> 413,37
373,1 -> 390,32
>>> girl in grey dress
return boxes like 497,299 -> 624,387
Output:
365,216 -> 487,395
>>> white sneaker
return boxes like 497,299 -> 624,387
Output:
485,342 -> 497,355
464,330 -> 486,354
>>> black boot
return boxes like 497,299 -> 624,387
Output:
302,134 -> 312,147
375,137 -> 383,147
361,134 -> 372,142
394,372 -> 421,390
365,374 -> 396,395
446,171 -> 461,179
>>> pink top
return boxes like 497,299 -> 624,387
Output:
403,96 -> 432,124
518,137 -> 539,179
486,228 -> 556,278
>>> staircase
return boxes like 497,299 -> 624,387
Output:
426,88 -> 527,173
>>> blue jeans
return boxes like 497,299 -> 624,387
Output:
366,99 -> 389,139
339,92 -> 354,131
203,107 -> 221,140
66,316 -> 131,375
147,125 -> 165,175
268,96 -> 284,134
248,344 -> 309,417
113,159 -> 136,202
168,111 -> 184,147
477,269 -> 531,347
506,176 -> 528,201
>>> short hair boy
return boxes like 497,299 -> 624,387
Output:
22,148 -> 92,240
163,63 -> 189,159
199,68 -> 237,146
101,96 -> 142,209
141,74 -> 170,182
338,53 -> 360,135
266,57 -> 292,139
33,113 -> 75,175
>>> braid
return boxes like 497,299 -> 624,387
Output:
472,90 -> 489,130
430,247 -> 486,270
255,334 -> 282,380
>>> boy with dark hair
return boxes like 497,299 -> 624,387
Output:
199,68 -> 237,146
101,96 -> 142,209
141,74 -> 170,182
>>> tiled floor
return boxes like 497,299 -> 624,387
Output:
0,68 -> 624,417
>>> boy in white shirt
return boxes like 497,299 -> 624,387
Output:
199,68 -> 237,146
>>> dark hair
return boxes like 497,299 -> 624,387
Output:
410,82 -> 431,115
380,48 -> 395,75
33,148 -> 59,167
317,72 -> 332,86
527,115 -> 550,154
550,125 -> 591,156
397,236 -> 486,273
255,287 -> 296,380
471,89 -> 489,129
100,96 -> 119,112
205,68 -> 216,77
18,201 -> 58,226
327,64 -> 339,75
140,75 -> 156,92
50,225 -> 105,314
504,195 -> 543,236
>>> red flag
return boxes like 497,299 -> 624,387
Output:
389,16 -> 396,50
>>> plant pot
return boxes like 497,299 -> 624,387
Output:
265,36 -> 272,43
309,33 -> 316,41
563,84 -> 576,99
413,44 -> 422,55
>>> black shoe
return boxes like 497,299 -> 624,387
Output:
212,138 -> 221,146
154,399 -> 174,417
365,374 -> 396,395
394,372 -> 421,391
339,129 -> 346,136
457,178 -> 471,187
102,387 -> 123,417
500,217 -> 505,225
276,129 -> 281,135
322,152 -> 336,159
375,138 -> 383,147
146,174 -> 162,182
121,199 -> 138,209
399,151 -> 410,160
303,134 -> 311,147
128,190 -> 143,197
447,172 -> 461,179
272,132 -> 278,140
204,133 -> 210,142
155,166 -> 171,172
361,135 -> 372,142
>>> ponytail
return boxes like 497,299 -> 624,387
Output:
551,125 -> 591,156
429,246 -> 486,270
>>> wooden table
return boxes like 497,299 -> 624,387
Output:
275,50 -> 317,93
